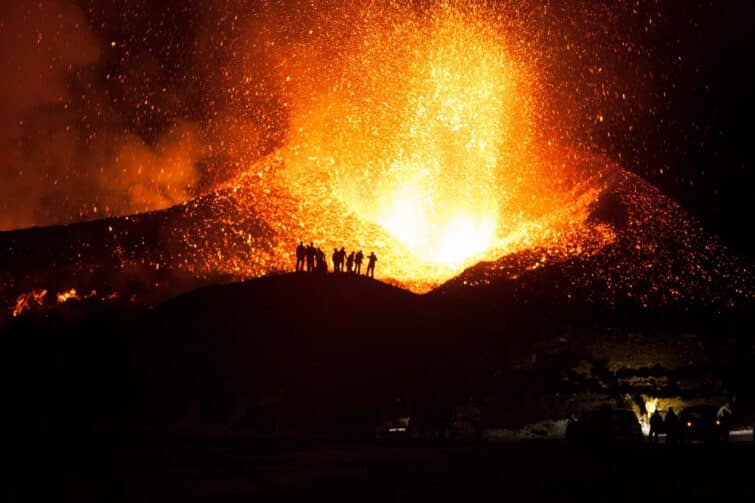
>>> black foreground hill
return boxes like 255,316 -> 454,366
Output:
2,272 -> 753,442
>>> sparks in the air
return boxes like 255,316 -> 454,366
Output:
249,2 -> 603,286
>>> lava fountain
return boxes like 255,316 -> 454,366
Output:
4,1 -> 747,316
125,2 -> 612,293
283,6 -> 526,267
200,2 -> 610,290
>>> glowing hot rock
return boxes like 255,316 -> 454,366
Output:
377,180 -> 498,266
280,5 -> 539,276
207,2 -> 609,292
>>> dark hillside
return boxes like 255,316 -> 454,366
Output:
2,272 -> 752,445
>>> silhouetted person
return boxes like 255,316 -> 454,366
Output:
316,248 -> 327,273
339,248 -> 346,272
296,241 -> 306,272
366,252 -> 377,278
649,409 -> 664,444
305,242 -> 315,272
332,248 -> 340,272
321,249 -> 328,272
355,250 -> 364,275
717,402 -> 732,442
346,251 -> 355,273
664,407 -> 680,445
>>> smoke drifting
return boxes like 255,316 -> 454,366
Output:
0,1 -> 205,230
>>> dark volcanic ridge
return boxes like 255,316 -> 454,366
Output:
2,272 -> 752,438
1,168 -> 752,324
438,171 -> 753,309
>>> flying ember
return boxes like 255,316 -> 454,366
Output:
284,7 -> 518,267
0,0 -> 750,314
200,1 -> 609,290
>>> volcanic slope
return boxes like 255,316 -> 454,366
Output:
437,170 -> 753,310
0,167 -> 752,322
0,169 -> 409,321
0,182 -> 286,318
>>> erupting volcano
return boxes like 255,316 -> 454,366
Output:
177,2 -> 611,290
0,0 -> 751,318
283,5 -> 535,270
2,4 -> 755,498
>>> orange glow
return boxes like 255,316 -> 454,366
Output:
12,289 -> 47,317
184,2 -> 613,292
284,8 -> 524,268
2,3 -> 753,318
56,288 -> 81,303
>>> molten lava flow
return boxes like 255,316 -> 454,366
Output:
56,288 -> 81,303
12,289 -> 47,317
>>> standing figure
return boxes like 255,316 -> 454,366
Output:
664,407 -> 680,445
296,241 -> 306,272
649,409 -> 664,444
366,252 -> 377,278
717,402 -> 733,442
355,250 -> 364,275
305,242 -> 316,272
346,252 -> 355,273
332,248 -> 340,272
316,248 -> 327,272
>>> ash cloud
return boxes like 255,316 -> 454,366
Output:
0,1 -> 205,230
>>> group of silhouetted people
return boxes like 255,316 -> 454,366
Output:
295,241 -> 378,278
648,407 -> 682,445
295,242 -> 328,273
647,403 -> 733,444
